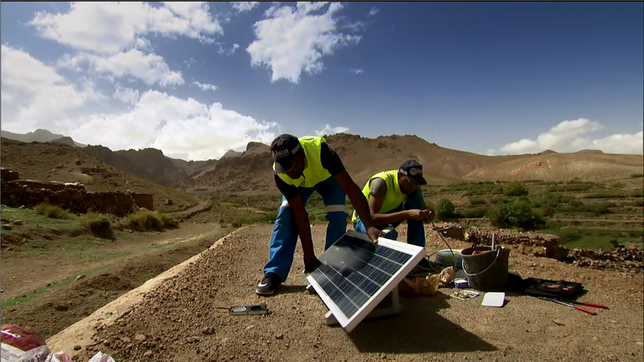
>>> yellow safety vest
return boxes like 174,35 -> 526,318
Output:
352,170 -> 407,223
274,136 -> 332,188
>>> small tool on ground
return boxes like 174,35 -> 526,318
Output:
538,297 -> 607,315
215,304 -> 269,315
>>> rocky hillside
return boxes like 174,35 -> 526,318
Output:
81,145 -> 193,188
1,129 -> 85,147
3,130 -> 643,195
190,133 -> 644,192
0,138 -> 200,213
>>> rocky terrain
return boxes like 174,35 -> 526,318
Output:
46,224 -> 643,362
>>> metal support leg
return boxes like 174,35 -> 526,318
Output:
324,285 -> 401,326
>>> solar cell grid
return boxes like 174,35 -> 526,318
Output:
309,233 -> 413,319
307,230 -> 425,332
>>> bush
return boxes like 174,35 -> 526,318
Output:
158,213 -> 180,229
127,210 -> 165,231
35,203 -> 69,219
82,212 -> 112,238
461,206 -> 489,218
436,198 -> 457,220
468,198 -> 487,206
503,182 -> 528,196
487,199 -> 545,230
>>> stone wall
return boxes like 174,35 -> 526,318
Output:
464,226 -> 567,260
1,167 -> 19,182
464,226 -> 643,273
131,193 -> 154,211
1,180 -> 137,217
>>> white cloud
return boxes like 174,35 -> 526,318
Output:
113,86 -> 140,104
192,81 -> 218,92
314,124 -> 349,136
71,90 -> 279,161
492,118 -> 643,155
349,68 -> 364,75
368,7 -> 380,17
232,2 -> 259,13
247,2 -> 361,83
1,45 -> 105,134
58,49 -> 184,86
29,2 -> 222,55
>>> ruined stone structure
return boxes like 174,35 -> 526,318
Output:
464,226 -> 642,273
0,167 -> 149,216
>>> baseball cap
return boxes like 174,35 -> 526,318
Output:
399,159 -> 427,186
271,134 -> 302,173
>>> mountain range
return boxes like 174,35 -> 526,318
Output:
1,129 -> 642,196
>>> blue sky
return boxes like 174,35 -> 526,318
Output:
1,2 -> 642,161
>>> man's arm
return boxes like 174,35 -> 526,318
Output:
366,178 -> 416,226
320,143 -> 381,241
333,169 -> 376,227
368,194 -> 413,226
274,175 -> 318,271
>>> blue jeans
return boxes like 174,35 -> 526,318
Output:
264,176 -> 347,282
354,190 -> 426,248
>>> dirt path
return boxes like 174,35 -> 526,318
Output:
47,224 -> 642,362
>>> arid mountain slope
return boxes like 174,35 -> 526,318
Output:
3,131 -> 642,195
1,129 -> 86,147
81,145 -> 193,188
192,133 -> 643,192
463,152 -> 644,182
0,138 -> 200,213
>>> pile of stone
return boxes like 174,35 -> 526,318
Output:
464,226 -> 568,260
464,226 -> 643,273
568,246 -> 643,273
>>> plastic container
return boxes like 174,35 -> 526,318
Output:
435,249 -> 463,270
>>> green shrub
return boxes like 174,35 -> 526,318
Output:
158,213 -> 179,229
631,174 -> 644,178
82,212 -> 112,237
583,190 -> 626,199
503,182 -> 528,196
487,199 -> 545,230
34,203 -> 69,219
127,210 -> 165,231
468,198 -> 487,206
548,183 -> 593,192
436,198 -> 457,220
461,206 -> 489,218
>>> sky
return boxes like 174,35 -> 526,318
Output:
1,2 -> 642,161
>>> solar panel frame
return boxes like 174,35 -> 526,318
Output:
306,230 -> 425,332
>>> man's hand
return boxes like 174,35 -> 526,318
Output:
423,209 -> 436,224
303,254 -> 322,273
426,209 -> 435,221
366,225 -> 382,244
407,209 -> 430,221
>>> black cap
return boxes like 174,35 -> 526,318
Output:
399,159 -> 427,186
271,134 -> 302,173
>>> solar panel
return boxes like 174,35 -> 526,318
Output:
306,229 -> 425,332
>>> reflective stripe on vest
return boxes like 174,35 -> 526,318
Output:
274,136 -> 332,188
351,170 -> 406,223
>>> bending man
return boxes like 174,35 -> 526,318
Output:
256,134 -> 381,295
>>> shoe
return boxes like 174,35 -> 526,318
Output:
255,273 -> 281,296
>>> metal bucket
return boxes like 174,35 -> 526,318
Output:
461,246 -> 510,292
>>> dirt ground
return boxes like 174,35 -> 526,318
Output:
39,223 -> 644,362
1,222 -> 231,339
